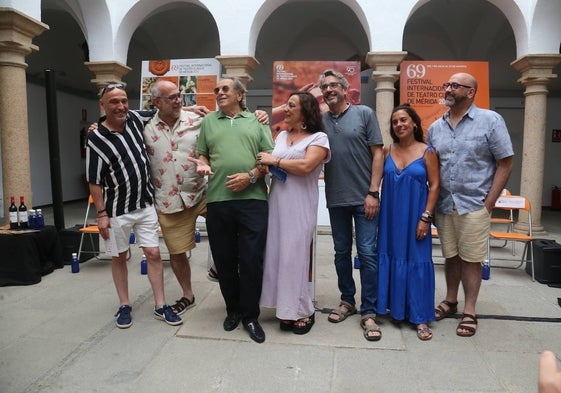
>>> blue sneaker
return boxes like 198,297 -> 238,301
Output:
154,304 -> 183,326
114,305 -> 132,329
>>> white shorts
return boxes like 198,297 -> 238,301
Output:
107,205 -> 160,253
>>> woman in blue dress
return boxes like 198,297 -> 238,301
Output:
377,104 -> 440,341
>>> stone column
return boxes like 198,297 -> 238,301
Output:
215,55 -> 259,87
511,54 -> 561,235
0,9 -> 48,218
365,51 -> 407,145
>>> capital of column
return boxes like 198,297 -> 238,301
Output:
0,8 -> 48,68
215,55 -> 259,86
365,51 -> 407,89
511,54 -> 561,92
84,61 -> 132,91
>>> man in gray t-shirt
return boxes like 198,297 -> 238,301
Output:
319,69 -> 384,341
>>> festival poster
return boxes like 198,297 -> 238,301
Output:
140,58 -> 221,111
272,61 -> 361,139
399,61 -> 489,131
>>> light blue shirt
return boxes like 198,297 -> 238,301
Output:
427,104 -> 514,215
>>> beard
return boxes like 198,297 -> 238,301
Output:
444,96 -> 455,107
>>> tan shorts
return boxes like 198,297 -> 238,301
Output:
157,198 -> 206,255
435,207 -> 491,263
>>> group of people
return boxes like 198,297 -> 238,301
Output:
86,69 -> 514,345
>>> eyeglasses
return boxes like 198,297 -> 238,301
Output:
319,82 -> 342,91
154,92 -> 182,101
100,83 -> 125,97
213,85 -> 231,95
442,82 -> 473,90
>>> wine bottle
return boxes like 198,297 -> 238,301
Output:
18,196 -> 28,229
9,196 -> 18,230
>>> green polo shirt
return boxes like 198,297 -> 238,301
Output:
197,109 -> 274,203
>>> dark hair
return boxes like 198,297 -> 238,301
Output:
390,103 -> 424,143
290,91 -> 324,133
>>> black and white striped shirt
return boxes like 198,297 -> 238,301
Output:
86,110 -> 156,217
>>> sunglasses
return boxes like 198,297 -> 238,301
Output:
100,83 -> 126,97
213,85 -> 231,95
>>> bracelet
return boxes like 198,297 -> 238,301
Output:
423,210 -> 433,219
97,209 -> 106,214
420,217 -> 430,223
276,158 -> 281,168
97,214 -> 108,219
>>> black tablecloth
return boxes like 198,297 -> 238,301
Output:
0,226 -> 63,286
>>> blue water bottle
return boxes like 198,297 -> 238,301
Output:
482,261 -> 490,280
354,255 -> 361,269
28,209 -> 36,230
195,228 -> 201,243
140,254 -> 147,275
129,231 -> 136,244
36,209 -> 45,229
71,252 -> 80,273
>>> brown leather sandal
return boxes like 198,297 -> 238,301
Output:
435,300 -> 458,321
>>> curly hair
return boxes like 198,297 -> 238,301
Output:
289,91 -> 324,133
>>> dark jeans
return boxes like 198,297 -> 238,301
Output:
329,205 -> 379,315
206,200 -> 268,322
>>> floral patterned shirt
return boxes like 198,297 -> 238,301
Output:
144,110 -> 206,214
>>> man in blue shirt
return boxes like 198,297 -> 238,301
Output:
427,73 -> 513,337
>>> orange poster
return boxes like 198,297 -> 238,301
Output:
399,61 -> 489,130
272,61 -> 361,138
140,58 -> 221,111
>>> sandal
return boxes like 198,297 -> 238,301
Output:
360,314 -> 382,341
435,300 -> 458,321
328,301 -> 357,323
293,314 -> 315,335
456,313 -> 478,337
207,266 -> 218,282
417,325 -> 433,341
171,296 -> 195,315
279,320 -> 295,331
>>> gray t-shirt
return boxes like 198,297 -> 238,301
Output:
323,104 -> 383,208
427,104 -> 514,215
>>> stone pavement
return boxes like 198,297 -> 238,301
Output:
1,208 -> 560,393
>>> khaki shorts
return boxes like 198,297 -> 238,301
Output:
435,207 -> 491,263
157,198 -> 206,255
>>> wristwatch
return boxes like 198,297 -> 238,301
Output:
368,191 -> 380,199
248,170 -> 257,184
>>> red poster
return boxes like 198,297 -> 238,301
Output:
272,61 -> 361,139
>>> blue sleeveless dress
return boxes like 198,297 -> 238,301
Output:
377,147 -> 435,324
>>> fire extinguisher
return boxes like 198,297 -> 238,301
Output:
552,186 -> 561,210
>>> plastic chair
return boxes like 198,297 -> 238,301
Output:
77,195 -> 131,261
489,189 -> 515,254
487,195 -> 535,281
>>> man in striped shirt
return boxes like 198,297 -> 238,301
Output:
86,83 -> 182,329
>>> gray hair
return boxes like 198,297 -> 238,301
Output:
223,77 -> 248,110
317,69 -> 350,89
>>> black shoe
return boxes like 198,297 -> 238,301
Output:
223,312 -> 241,331
244,320 -> 265,343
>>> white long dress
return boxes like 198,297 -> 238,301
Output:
260,130 -> 330,320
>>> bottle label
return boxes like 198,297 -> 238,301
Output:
19,211 -> 28,223
9,211 -> 18,223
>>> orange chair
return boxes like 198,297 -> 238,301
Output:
77,195 -> 131,261
489,189 -> 515,254
487,195 -> 535,281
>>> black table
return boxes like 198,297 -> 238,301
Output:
0,226 -> 63,286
